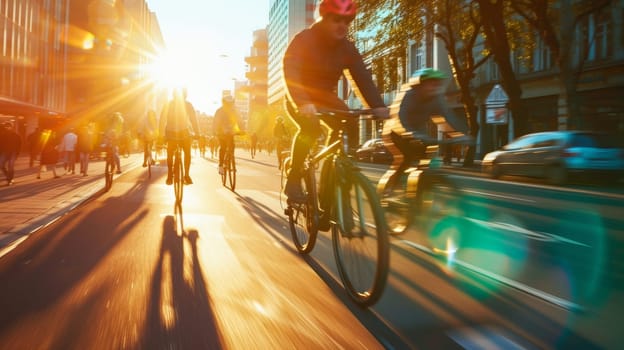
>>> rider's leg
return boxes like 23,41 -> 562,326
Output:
385,132 -> 421,194
284,114 -> 321,201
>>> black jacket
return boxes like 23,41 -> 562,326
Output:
283,22 -> 385,113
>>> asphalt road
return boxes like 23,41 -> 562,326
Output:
0,150 -> 622,349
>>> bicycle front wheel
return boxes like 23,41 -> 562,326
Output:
287,171 -> 318,254
332,171 -> 389,307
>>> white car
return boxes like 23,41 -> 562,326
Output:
481,131 -> 624,185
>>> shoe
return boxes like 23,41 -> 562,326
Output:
142,163 -> 147,167
184,176 -> 193,185
54,176 -> 60,179
83,173 -> 88,177
284,178 -> 306,203
37,176 -> 40,179
218,166 -> 224,175
116,170 -> 122,174
166,176 -> 173,185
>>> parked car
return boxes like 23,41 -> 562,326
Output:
481,131 -> 624,185
355,138 -> 393,164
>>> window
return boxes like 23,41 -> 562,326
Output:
409,43 -> 423,76
581,9 -> 612,61
533,37 -> 552,72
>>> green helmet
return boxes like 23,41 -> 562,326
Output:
409,68 -> 447,85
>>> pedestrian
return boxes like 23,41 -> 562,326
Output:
0,122 -> 21,185
250,132 -> 258,158
60,127 -> 78,174
37,129 -> 61,179
27,127 -> 42,168
77,124 -> 95,176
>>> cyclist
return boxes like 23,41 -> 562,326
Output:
273,115 -> 290,169
381,67 -> 471,196
102,112 -> 124,174
213,95 -> 241,175
139,109 -> 158,167
159,87 -> 200,185
282,0 -> 389,202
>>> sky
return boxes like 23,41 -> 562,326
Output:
146,0 -> 270,115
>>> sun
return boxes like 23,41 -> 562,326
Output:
145,50 -> 196,92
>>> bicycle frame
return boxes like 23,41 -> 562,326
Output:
284,108 -> 389,306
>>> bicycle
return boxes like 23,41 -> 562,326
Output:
104,145 -> 116,192
377,132 -> 473,236
145,141 -> 156,179
282,109 -> 389,307
221,133 -> 242,191
171,142 -> 185,205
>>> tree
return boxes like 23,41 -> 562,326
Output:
476,0 -> 529,138
358,0 -> 491,166
424,0 -> 491,166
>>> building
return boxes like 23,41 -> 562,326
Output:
1,0 -> 71,139
350,1 -> 624,158
267,0 -> 317,107
0,0 -> 163,145
244,28 -> 269,134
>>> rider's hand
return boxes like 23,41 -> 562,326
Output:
371,106 -> 390,119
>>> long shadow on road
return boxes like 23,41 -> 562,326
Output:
141,215 -> 223,349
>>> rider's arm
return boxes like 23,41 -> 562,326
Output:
283,31 -> 314,108
186,101 -> 200,136
344,41 -> 385,110
213,109 -> 223,136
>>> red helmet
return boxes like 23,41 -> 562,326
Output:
319,0 -> 357,18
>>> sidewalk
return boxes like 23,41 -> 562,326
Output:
0,153 -> 143,257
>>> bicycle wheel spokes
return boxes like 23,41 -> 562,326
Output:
332,171 -> 389,307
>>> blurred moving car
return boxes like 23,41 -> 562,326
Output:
355,138 -> 393,164
481,131 -> 624,185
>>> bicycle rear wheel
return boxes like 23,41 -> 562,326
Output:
415,173 -> 459,231
227,151 -> 236,191
173,149 -> 184,204
332,171 -> 389,307
286,170 -> 318,254
221,152 -> 228,187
